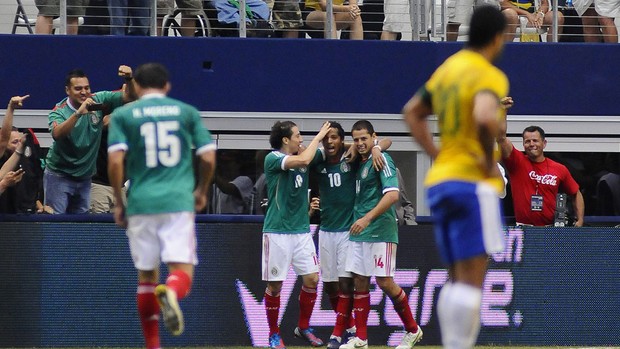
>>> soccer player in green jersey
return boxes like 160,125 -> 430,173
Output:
262,120 -> 331,349
403,5 -> 508,349
314,122 -> 391,349
340,120 -> 422,349
108,63 -> 216,349
44,65 -> 134,214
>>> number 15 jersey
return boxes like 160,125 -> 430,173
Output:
108,93 -> 216,215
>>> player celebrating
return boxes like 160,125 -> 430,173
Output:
339,120 -> 422,349
313,121 -> 391,349
262,120 -> 331,349
402,5 -> 508,349
108,63 -> 216,349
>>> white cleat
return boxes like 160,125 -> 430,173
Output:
395,327 -> 423,349
339,336 -> 368,349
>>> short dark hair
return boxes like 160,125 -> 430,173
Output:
328,121 -> 345,140
134,63 -> 169,89
351,119 -> 375,135
467,5 -> 507,49
269,121 -> 297,149
65,69 -> 87,87
523,125 -> 546,140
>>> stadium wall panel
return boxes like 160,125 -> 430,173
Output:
1,35 -> 619,116
0,219 -> 618,346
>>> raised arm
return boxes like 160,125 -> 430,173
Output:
473,91 -> 501,176
403,92 -> 438,160
283,121 -> 331,169
0,95 -> 29,157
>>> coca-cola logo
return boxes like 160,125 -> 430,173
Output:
529,171 -> 558,186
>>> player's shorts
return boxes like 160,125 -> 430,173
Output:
264,0 -> 303,29
426,181 -> 505,265
447,0 -> 499,24
35,0 -> 88,17
262,232 -> 319,281
157,0 -> 204,16
345,241 -> 397,277
382,0 -> 412,34
126,211 -> 198,270
319,230 -> 352,282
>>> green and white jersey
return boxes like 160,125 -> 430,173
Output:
46,90 -> 123,178
352,152 -> 399,243
314,150 -> 358,232
108,93 -> 216,216
262,149 -> 322,234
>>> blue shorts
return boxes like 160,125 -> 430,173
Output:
427,181 -> 505,265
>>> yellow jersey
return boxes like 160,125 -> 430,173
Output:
422,49 -> 509,193
304,0 -> 345,11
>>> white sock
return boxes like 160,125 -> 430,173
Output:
437,282 -> 482,349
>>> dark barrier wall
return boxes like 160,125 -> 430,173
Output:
1,35 -> 619,116
1,220 -> 619,347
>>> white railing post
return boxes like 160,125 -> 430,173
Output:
59,0 -> 67,34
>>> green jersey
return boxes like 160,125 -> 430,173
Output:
314,150 -> 358,232
107,93 -> 215,215
46,90 -> 123,178
352,152 -> 399,243
262,150 -> 322,234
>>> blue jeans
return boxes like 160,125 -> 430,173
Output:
44,169 -> 91,214
108,0 -> 151,35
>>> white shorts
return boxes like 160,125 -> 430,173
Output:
447,0 -> 500,24
126,211 -> 198,271
383,0 -> 412,34
319,230 -> 352,282
262,232 -> 319,281
345,241 -> 397,277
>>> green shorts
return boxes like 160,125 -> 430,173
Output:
35,0 -> 88,17
264,0 -> 303,29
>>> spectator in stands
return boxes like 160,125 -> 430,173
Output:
34,0 -> 87,34
44,65 -> 134,214
157,0 -> 207,36
108,0 -> 151,35
265,0 -> 304,38
209,150 -> 254,214
575,0 -> 619,43
498,124 -> 585,226
502,0 -> 564,42
251,150 -> 269,215
380,0 -> 412,40
303,0 -> 363,39
394,167 -> 416,225
0,96 -> 51,213
446,0 -> 519,41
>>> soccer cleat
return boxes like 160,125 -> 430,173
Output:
339,336 -> 368,349
343,326 -> 356,344
294,327 -> 324,347
327,335 -> 342,349
155,284 -> 184,336
395,327 -> 423,349
269,333 -> 286,349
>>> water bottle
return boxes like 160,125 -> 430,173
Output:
565,0 -> 573,8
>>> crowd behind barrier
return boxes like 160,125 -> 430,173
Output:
1,0 -> 620,41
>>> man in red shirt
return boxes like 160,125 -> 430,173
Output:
498,125 -> 585,226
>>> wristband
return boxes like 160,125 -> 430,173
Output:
373,145 -> 382,151
15,149 -> 23,155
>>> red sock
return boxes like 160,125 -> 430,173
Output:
166,270 -> 192,299
353,291 -> 370,341
137,283 -> 160,349
264,289 -> 281,336
298,285 -> 317,329
332,292 -> 353,337
328,292 -> 339,312
391,289 -> 419,333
